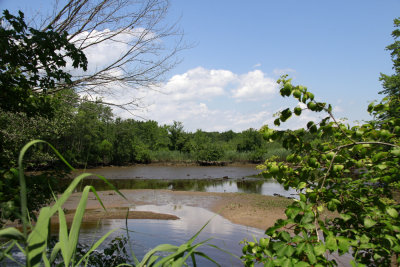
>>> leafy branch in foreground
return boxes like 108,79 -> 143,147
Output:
242,75 -> 399,266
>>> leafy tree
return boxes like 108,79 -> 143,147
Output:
242,73 -> 399,265
0,10 -> 87,225
167,121 -> 188,152
237,128 -> 263,152
0,10 -> 87,116
190,130 -> 224,162
379,18 -> 400,122
98,139 -> 113,164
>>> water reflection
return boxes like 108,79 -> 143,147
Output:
71,165 -> 297,197
76,178 -> 297,197
77,205 -> 264,266
75,165 -> 260,180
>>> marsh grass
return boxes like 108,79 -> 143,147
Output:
149,150 -> 194,163
148,146 -> 290,164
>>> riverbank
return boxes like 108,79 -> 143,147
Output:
59,189 -> 293,230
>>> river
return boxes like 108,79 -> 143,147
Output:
74,164 -> 297,198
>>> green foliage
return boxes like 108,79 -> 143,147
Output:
0,168 -> 66,227
167,121 -> 188,152
0,10 -> 87,116
189,130 -> 224,162
236,128 -> 263,152
379,18 -> 400,122
242,75 -> 400,266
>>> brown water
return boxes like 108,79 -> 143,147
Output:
75,164 -> 260,180
73,165 -> 297,197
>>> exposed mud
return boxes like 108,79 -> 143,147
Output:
60,189 -> 293,230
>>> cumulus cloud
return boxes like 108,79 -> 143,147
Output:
68,29 -> 144,76
109,66 -> 323,131
161,67 -> 234,101
231,70 -> 278,101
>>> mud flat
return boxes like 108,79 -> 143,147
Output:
60,189 -> 293,230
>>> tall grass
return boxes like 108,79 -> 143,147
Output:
0,140 -> 222,266
149,150 -> 194,163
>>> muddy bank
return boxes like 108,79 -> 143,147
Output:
61,189 -> 293,230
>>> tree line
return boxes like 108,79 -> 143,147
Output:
0,89 -> 289,169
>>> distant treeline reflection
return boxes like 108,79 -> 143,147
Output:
75,178 -> 267,194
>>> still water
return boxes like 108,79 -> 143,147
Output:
78,205 -> 264,266
55,165 -> 294,266
77,165 -> 261,180
75,165 -> 297,197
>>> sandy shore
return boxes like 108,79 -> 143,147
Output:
59,189 -> 293,230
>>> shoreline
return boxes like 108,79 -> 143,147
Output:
59,189 -> 292,230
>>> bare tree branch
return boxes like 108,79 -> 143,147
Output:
29,0 -> 186,111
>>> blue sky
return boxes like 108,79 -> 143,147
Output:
2,0 -> 400,131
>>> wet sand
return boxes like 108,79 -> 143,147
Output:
60,189 -> 293,230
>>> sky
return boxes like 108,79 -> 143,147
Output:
1,0 -> 400,132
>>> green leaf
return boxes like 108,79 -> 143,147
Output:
305,244 -> 316,264
276,244 -> 289,257
282,258 -> 293,267
298,182 -> 307,190
296,242 -> 306,255
340,213 -> 352,222
390,148 -> 400,156
27,206 -> 52,267
325,235 -> 337,251
360,234 -> 370,244
313,244 -> 326,256
0,228 -> 24,241
364,218 -> 377,228
337,237 -> 350,254
386,207 -> 398,218
285,206 -> 301,219
280,231 -> 291,242
295,262 -> 310,267
285,245 -> 295,257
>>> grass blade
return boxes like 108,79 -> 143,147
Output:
139,244 -> 179,265
75,229 -> 118,266
49,242 -> 61,264
26,206 -> 52,267
57,207 -> 70,266
0,228 -> 25,241
67,185 -> 91,265
124,208 -> 139,266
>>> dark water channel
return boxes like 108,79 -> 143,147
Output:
75,165 -> 297,197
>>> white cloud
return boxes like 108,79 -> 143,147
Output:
105,66 -> 324,132
68,29 -> 142,76
231,70 -> 278,101
161,67 -> 234,102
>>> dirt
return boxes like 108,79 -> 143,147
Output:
59,189 -> 293,230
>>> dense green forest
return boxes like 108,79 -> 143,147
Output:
0,89 -> 289,169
